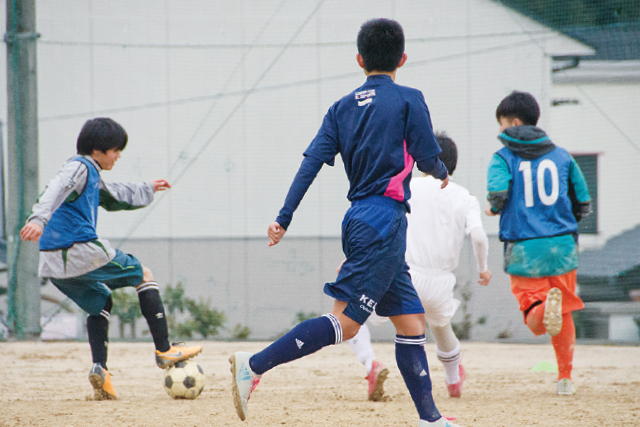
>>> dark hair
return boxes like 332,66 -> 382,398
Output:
357,18 -> 405,72
495,91 -> 540,126
76,118 -> 128,155
435,131 -> 457,176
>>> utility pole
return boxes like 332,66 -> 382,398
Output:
5,0 -> 40,339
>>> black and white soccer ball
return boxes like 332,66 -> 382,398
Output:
164,360 -> 205,399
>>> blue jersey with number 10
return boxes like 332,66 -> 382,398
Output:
496,146 -> 577,241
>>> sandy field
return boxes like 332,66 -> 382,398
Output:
0,340 -> 639,427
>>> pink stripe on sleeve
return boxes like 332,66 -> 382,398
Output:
383,141 -> 414,202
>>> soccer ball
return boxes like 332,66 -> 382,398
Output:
164,360 -> 205,399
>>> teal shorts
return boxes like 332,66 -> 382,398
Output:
50,250 -> 144,316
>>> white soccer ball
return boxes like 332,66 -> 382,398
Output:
164,360 -> 205,399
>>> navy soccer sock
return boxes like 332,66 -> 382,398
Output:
87,295 -> 112,370
395,334 -> 442,422
249,314 -> 343,375
136,282 -> 171,353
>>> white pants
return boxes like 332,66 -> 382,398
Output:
367,265 -> 460,328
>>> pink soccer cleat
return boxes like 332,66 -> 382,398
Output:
446,364 -> 466,398
366,360 -> 389,401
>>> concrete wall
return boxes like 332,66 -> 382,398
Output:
36,235 -> 530,342
1,0 -> 593,241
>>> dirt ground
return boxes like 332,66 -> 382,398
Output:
1,341 -> 639,427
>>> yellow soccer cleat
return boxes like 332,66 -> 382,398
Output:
156,342 -> 203,369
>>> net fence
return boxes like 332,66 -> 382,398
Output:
2,0 -> 639,341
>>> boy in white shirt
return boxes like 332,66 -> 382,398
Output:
348,131 -> 491,400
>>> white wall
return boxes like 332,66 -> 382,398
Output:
550,80 -> 640,245
0,0 -> 593,240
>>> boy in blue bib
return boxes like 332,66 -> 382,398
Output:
486,91 -> 591,396
21,118 -> 202,400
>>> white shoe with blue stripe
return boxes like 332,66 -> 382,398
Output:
418,417 -> 463,426
229,351 -> 261,421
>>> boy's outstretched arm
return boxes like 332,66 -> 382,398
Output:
152,179 -> 171,192
469,226 -> 491,286
415,156 -> 449,188
20,222 -> 43,242
21,160 -> 90,242
567,156 -> 591,222
486,153 -> 511,215
268,155 -> 324,246
268,222 -> 286,246
99,180 -> 157,211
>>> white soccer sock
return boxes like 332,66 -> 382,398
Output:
429,322 -> 459,353
436,343 -> 461,384
348,323 -> 376,374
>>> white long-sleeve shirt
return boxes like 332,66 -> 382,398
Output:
406,175 -> 488,274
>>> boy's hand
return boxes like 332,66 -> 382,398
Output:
152,179 -> 171,192
336,259 -> 346,275
484,202 -> 498,216
478,269 -> 492,286
268,222 -> 286,246
20,222 -> 43,242
440,175 -> 449,189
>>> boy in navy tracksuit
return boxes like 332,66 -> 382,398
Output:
20,118 -> 202,400
230,19 -> 460,427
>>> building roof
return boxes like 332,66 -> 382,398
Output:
564,25 -> 640,61
578,224 -> 640,277
553,60 -> 640,84
499,1 -> 640,60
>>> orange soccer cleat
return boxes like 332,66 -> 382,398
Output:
155,342 -> 203,369
88,363 -> 117,400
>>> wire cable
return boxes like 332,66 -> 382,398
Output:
39,36 -> 555,123
166,0 -> 288,179
574,85 -> 640,155
116,0 -> 328,247
37,29 -> 553,49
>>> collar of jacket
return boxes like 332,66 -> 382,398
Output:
498,125 -> 556,160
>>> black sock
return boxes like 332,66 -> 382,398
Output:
524,300 -> 543,318
87,296 -> 112,370
136,282 -> 170,352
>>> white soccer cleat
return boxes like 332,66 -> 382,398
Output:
543,287 -> 563,336
418,417 -> 463,426
229,351 -> 261,421
556,378 -> 576,396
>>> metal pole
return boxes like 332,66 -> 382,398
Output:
5,0 -> 41,340
1,121 -> 5,242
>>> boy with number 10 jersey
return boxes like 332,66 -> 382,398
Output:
486,91 -> 591,396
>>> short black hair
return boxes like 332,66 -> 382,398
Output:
77,118 -> 128,155
357,18 -> 405,72
495,91 -> 540,126
436,131 -> 457,176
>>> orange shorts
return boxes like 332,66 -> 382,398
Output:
510,270 -> 584,323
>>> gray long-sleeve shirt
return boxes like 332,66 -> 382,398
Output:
27,155 -> 155,278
